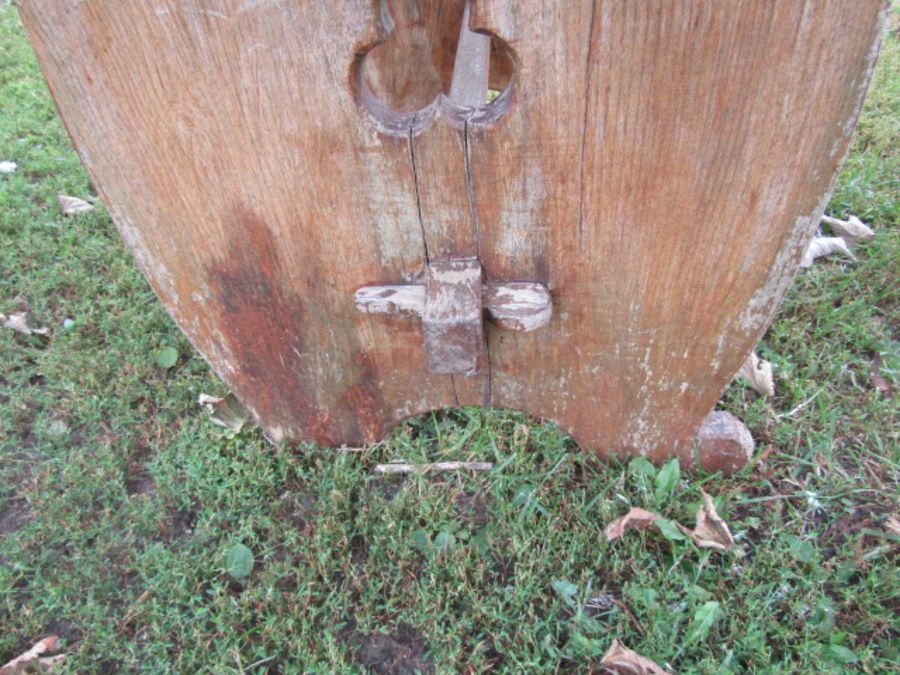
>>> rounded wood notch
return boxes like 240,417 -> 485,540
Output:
352,0 -> 515,136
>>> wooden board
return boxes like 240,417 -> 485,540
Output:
18,0 -> 888,461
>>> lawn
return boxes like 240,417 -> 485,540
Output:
1,4 -> 897,673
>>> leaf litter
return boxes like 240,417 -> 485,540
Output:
604,490 -> 734,552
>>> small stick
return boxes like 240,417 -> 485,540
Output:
775,387 -> 824,419
373,461 -> 493,475
614,597 -> 646,636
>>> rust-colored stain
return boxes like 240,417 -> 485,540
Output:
206,207 -> 338,445
18,0 -> 886,467
339,350 -> 388,443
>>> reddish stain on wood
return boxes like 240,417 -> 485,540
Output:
207,207 -> 338,444
17,0 -> 889,465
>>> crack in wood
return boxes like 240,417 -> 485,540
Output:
462,117 -> 491,406
578,0 -> 599,246
407,119 -> 431,263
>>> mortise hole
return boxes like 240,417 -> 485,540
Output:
352,0 -> 515,136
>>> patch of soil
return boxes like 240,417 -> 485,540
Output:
0,497 -> 32,540
163,503 -> 199,541
453,490 -> 490,528
349,533 -> 368,568
271,492 -> 318,564
367,475 -> 406,502
274,492 -> 317,533
344,623 -> 434,675
43,617 -> 81,646
125,444 -> 155,496
818,502 -> 894,560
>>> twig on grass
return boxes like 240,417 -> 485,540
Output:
373,461 -> 493,475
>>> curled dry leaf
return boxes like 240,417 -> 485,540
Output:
58,194 -> 94,216
885,515 -> 900,537
0,636 -> 65,674
600,639 -> 671,675
1,312 -> 50,336
198,393 -> 246,432
800,236 -> 854,267
604,508 -> 661,542
605,492 -> 734,552
870,355 -> 891,395
684,490 -> 735,551
736,351 -> 774,397
821,214 -> 874,242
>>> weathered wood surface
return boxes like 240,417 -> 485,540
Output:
19,1 -> 887,462
355,277 -> 552,334
423,258 -> 483,375
354,259 -> 553,373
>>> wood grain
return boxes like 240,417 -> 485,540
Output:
18,1 -> 888,463
469,0 -> 888,462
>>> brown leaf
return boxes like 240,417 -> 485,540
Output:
800,236 -> 854,267
600,639 -> 671,675
198,393 -> 246,432
604,508 -> 661,542
0,636 -> 65,674
58,194 -> 94,216
821,214 -> 875,242
885,515 -> 900,537
736,351 -> 775,397
1,312 -> 49,336
871,355 -> 891,395
688,490 -> 735,551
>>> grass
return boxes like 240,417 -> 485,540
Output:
1,4 -> 898,673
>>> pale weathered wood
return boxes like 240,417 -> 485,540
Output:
18,1 -> 888,465
423,258 -> 483,375
354,285 -> 426,317
354,277 -> 553,334
483,282 -> 552,332
469,0 -> 888,463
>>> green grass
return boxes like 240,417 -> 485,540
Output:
1,5 -> 898,673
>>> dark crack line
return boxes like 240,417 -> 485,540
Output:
408,120 -> 430,262
463,117 -> 492,407
450,375 -> 460,407
578,0 -> 599,246
463,119 -> 482,258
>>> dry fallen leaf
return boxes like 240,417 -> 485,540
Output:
0,636 -> 65,674
885,515 -> 900,537
1,311 -> 50,336
198,393 -> 246,432
605,493 -> 734,552
821,214 -> 875,242
737,351 -> 774,397
800,236 -> 854,267
870,355 -> 891,395
600,639 -> 671,675
604,508 -> 661,542
58,194 -> 94,216
683,490 -> 735,551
